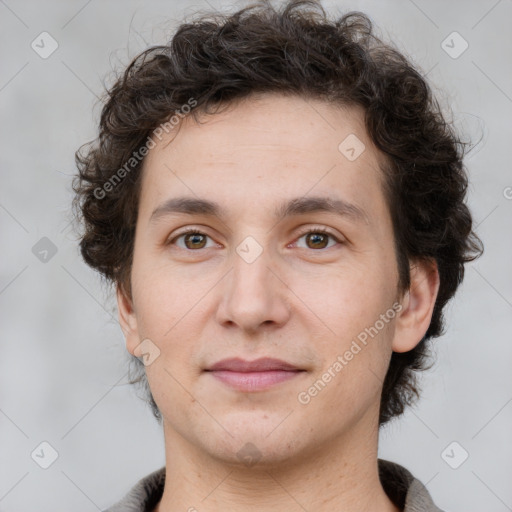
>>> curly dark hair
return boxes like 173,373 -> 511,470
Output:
72,0 -> 483,425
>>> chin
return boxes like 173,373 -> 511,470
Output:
195,417 -> 307,469
209,438 -> 304,469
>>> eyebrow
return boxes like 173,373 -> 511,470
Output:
149,195 -> 369,226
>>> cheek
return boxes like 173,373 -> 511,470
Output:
295,269 -> 398,405
135,272 -> 205,411
293,267 -> 396,338
131,254 -> 212,335
303,316 -> 396,426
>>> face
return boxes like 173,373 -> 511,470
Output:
118,93 -> 434,466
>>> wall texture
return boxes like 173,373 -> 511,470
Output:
0,1 -> 511,510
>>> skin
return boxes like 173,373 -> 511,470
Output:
117,93 -> 440,512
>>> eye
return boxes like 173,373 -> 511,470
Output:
293,228 -> 341,250
169,229 -> 217,250
167,227 -> 342,251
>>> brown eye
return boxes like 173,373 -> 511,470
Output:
183,232 -> 207,249
295,229 -> 340,250
169,230 -> 215,250
305,232 -> 330,249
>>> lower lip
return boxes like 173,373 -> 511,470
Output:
207,370 -> 303,391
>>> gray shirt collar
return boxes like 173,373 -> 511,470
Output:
104,459 -> 443,511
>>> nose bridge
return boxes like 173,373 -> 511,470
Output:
217,237 -> 290,331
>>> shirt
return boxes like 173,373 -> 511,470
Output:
103,458 -> 444,512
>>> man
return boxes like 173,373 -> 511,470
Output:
73,1 -> 482,510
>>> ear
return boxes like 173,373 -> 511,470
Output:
116,284 -> 140,356
392,258 -> 440,353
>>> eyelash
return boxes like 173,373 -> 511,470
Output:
167,226 -> 342,250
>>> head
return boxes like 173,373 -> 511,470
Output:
73,0 -> 482,461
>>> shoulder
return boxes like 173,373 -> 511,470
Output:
103,466 -> 166,512
378,459 -> 444,512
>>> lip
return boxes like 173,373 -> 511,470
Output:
207,357 -> 300,372
205,357 -> 305,392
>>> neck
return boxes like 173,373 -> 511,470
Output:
155,415 -> 400,512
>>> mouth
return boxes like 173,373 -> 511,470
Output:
204,357 -> 306,392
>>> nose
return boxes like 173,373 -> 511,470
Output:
215,244 -> 291,335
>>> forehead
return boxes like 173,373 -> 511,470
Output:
138,93 -> 388,224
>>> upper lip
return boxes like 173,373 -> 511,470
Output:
206,357 -> 302,372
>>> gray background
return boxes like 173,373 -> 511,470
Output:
1,0 -> 511,510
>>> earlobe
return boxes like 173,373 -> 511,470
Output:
116,284 -> 140,356
392,259 -> 440,353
